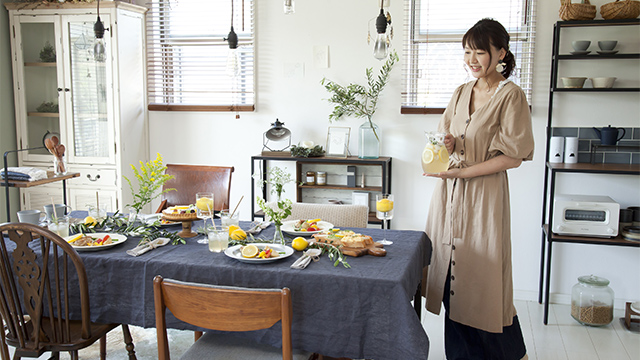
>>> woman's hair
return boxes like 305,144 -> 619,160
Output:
462,18 -> 516,79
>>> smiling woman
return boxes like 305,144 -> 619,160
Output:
145,0 -> 255,110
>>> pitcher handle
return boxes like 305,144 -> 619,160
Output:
617,128 -> 626,142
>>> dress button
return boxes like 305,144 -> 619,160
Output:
461,134 -> 464,139
451,275 -> 455,281
452,245 -> 456,250
451,260 -> 456,266
460,150 -> 464,155
450,290 -> 455,296
466,119 -> 470,124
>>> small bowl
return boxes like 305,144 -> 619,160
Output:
598,40 -> 617,51
572,40 -> 591,51
561,77 -> 587,89
590,77 -> 616,89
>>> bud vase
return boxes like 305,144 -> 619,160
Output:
359,121 -> 380,159
273,223 -> 285,245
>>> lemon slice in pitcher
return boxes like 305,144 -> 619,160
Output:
422,148 -> 434,164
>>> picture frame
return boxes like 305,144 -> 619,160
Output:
326,127 -> 351,158
352,191 -> 370,211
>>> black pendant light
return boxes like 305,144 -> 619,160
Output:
373,3 -> 391,60
94,0 -> 106,62
224,0 -> 239,77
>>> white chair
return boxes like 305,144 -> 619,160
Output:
285,203 -> 369,228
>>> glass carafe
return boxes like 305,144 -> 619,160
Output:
422,132 -> 450,174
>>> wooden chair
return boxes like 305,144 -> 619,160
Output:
0,223 -> 136,360
153,276 -> 313,360
156,164 -> 234,214
284,203 -> 369,228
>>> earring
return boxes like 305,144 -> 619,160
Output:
496,60 -> 506,73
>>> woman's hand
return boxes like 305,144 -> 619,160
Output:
444,134 -> 455,154
423,168 -> 463,179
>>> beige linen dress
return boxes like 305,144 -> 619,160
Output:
425,80 -> 534,333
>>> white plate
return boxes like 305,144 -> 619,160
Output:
570,50 -> 590,55
224,243 -> 294,264
597,50 -> 618,55
631,301 -> 640,314
65,233 -> 127,252
280,220 -> 334,236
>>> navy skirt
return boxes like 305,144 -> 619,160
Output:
443,266 -> 526,360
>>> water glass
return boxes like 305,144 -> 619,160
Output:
208,228 -> 229,253
48,216 -> 70,238
220,209 -> 240,228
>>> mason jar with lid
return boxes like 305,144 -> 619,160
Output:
306,171 -> 316,185
571,275 -> 614,326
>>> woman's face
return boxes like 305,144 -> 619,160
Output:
463,43 -> 505,79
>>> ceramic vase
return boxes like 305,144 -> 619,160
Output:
359,121 -> 380,159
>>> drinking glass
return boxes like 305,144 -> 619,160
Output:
208,227 -> 229,253
376,194 -> 394,245
196,192 -> 214,244
48,216 -> 70,238
220,209 -> 240,228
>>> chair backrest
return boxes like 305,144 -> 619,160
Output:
157,164 -> 234,213
0,223 -> 92,355
284,203 -> 369,228
153,276 -> 292,360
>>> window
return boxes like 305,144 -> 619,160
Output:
402,0 -> 537,113
146,0 -> 254,111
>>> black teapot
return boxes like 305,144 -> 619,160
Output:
593,125 -> 625,146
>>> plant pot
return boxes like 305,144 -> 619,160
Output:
359,121 -> 380,159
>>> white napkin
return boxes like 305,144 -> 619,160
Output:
126,237 -> 170,257
247,221 -> 271,234
2,167 -> 48,181
290,248 -> 322,269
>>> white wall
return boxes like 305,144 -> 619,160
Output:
152,0 -> 638,307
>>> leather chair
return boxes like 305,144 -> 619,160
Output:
153,276 -> 313,360
284,203 -> 369,228
0,223 -> 136,360
155,164 -> 234,214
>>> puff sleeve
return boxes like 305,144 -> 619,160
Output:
488,85 -> 534,161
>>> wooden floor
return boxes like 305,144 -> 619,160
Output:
422,300 -> 640,360
6,300 -> 640,359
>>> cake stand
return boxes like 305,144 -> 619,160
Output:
162,213 -> 199,238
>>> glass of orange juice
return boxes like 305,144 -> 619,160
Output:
422,132 -> 450,174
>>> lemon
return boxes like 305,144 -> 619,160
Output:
230,228 -> 247,241
376,199 -> 394,212
241,244 -> 259,258
422,148 -> 434,164
84,216 -> 97,226
292,237 -> 309,251
438,147 -> 449,163
228,225 -> 240,234
68,233 -> 84,243
196,197 -> 214,211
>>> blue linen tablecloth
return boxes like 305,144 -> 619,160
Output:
9,215 -> 432,360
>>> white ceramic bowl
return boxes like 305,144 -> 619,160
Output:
598,40 -> 617,51
571,40 -> 591,51
561,77 -> 587,89
590,77 -> 616,89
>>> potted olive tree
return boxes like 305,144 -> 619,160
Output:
320,51 -> 398,159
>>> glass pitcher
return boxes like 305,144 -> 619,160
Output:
422,132 -> 450,174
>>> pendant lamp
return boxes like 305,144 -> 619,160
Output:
372,3 -> 392,60
94,0 -> 106,62
224,0 -> 240,77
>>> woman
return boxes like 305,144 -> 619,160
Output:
424,18 -> 534,360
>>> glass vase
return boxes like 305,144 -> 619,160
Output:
273,223 -> 285,245
359,121 -> 380,159
53,155 -> 67,175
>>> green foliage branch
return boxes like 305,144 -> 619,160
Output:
124,153 -> 175,214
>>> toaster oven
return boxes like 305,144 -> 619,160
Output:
552,194 -> 619,238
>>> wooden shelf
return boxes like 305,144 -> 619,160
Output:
543,225 -> 640,247
552,87 -> 640,92
1,171 -> 79,188
27,112 -> 59,117
557,19 -> 640,27
557,53 -> 640,60
546,162 -> 640,174
297,184 -> 382,192
24,62 -> 56,67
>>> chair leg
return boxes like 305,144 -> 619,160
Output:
99,335 -> 107,360
121,324 -> 137,360
194,331 -> 203,342
69,350 -> 78,360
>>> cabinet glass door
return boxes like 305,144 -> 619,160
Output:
63,15 -> 115,165
15,16 -> 64,162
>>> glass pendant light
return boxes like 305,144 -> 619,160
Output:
224,0 -> 240,77
373,7 -> 390,60
93,0 -> 106,62
284,0 -> 295,14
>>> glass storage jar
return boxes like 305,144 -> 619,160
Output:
316,171 -> 327,185
306,171 -> 316,185
571,275 -> 614,326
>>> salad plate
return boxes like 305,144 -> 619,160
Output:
224,243 -> 294,264
65,233 -> 127,252
281,220 -> 334,236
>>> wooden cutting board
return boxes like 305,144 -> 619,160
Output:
312,236 -> 386,257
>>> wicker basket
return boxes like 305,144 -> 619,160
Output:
601,0 -> 640,19
559,0 -> 597,21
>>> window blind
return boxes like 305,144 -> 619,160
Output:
146,0 -> 255,111
402,0 -> 537,113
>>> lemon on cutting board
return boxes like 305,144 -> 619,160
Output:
292,237 -> 309,251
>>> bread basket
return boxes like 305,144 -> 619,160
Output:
600,0 -> 640,20
559,0 -> 597,21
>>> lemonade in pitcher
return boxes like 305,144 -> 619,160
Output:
422,132 -> 450,174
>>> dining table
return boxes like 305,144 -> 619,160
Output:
7,213 -> 432,360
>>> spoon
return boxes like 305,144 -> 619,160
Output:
56,144 -> 65,157
51,135 -> 59,146
44,138 -> 55,153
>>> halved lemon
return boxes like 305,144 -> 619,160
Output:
422,148 -> 434,164
241,244 -> 259,258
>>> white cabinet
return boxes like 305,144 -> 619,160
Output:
5,2 -> 148,212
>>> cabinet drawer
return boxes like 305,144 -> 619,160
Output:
73,168 -> 117,187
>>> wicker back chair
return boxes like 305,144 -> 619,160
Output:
285,203 -> 369,228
